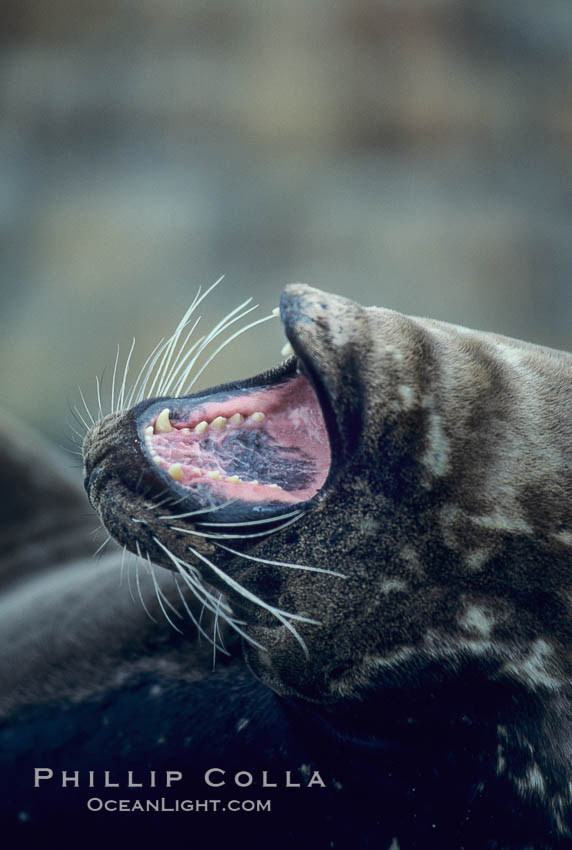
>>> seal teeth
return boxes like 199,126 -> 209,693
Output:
206,470 -> 223,480
228,413 -> 244,426
281,341 -> 294,358
155,408 -> 173,433
250,412 -> 265,423
194,420 -> 208,435
210,416 -> 227,430
168,463 -> 183,481
227,475 -> 242,484
143,425 -> 161,463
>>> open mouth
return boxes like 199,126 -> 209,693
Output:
140,370 -> 330,501
125,301 -> 337,527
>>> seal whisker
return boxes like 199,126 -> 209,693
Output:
153,537 -> 234,618
119,544 -> 128,586
169,298 -> 257,397
153,538 -> 266,650
183,310 -> 275,395
92,534 -> 112,559
143,552 -> 184,634
215,543 -> 347,578
185,543 -> 317,657
172,574 -> 229,654
110,343 -> 121,416
151,309 -> 203,399
145,555 -> 184,623
124,551 -> 138,609
151,490 -> 181,510
67,415 -> 88,443
72,403 -> 92,434
95,375 -> 104,421
142,330 -> 195,402
169,513 -> 303,541
134,548 -> 192,634
89,522 -> 106,538
65,445 -> 84,457
147,278 -> 223,399
196,509 -> 303,528
156,284 -> 251,397
117,337 -> 137,414
134,543 -> 158,624
126,336 -> 167,409
212,593 -> 224,671
77,386 -> 96,427
158,498 -> 239,521
157,319 -> 203,398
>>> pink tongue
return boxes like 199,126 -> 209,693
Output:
146,375 -> 331,504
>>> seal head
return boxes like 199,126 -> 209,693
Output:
83,284 -> 572,837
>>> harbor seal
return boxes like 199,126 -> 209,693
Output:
0,284 -> 570,848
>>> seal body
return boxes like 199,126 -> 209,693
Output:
0,286 -> 571,848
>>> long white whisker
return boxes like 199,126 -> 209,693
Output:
95,375 -> 104,421
157,318 -> 202,397
197,510 -> 302,528
212,594 -> 223,670
169,513 -> 302,541
143,553 -> 184,633
120,545 -> 128,586
158,499 -> 239,521
215,543 -> 347,578
186,312 -> 275,393
153,538 -> 265,649
174,562 -> 222,616
68,417 -> 88,442
214,594 -> 225,646
65,446 -> 84,457
125,553 -> 137,607
73,404 -> 91,434
151,537 -> 234,616
183,308 -> 267,395
134,543 -> 158,623
186,544 -> 317,658
148,277 -> 224,400
117,337 -> 137,413
110,344 -> 121,415
171,299 -> 256,397
144,556 -> 184,622
78,386 -> 96,426
172,575 -> 229,653
126,336 -> 166,409
152,308 -> 201,400
93,534 -> 112,558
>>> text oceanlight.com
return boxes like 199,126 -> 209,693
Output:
86,798 -> 272,813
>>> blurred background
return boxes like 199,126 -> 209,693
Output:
1,0 -> 571,453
